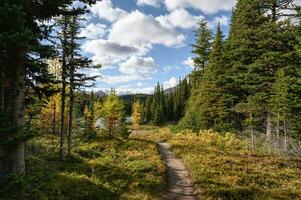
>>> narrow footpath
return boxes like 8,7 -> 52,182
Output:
158,142 -> 196,200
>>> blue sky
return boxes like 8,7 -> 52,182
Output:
79,0 -> 236,94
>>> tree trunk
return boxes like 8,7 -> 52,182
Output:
272,1 -> 277,22
2,51 -> 26,174
0,68 -> 4,112
276,113 -> 280,147
266,113 -> 272,141
59,17 -> 68,162
60,67 -> 66,162
284,120 -> 288,152
250,112 -> 254,149
67,68 -> 74,157
52,102 -> 56,135
109,122 -> 112,136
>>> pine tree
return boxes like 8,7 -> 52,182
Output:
192,19 -> 212,71
263,0 -> 295,21
179,24 -> 230,131
144,96 -> 152,123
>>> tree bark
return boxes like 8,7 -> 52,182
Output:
250,112 -> 254,149
266,113 -> 272,141
284,120 -> 288,152
59,17 -> 68,162
52,102 -> 56,135
0,68 -> 4,112
67,67 -> 74,157
2,51 -> 26,174
276,113 -> 280,147
60,65 -> 66,162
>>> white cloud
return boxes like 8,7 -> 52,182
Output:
82,39 -> 148,66
95,56 -> 158,84
97,74 -> 144,84
79,23 -> 107,39
156,9 -> 203,29
136,0 -> 160,7
119,56 -> 158,77
116,87 -> 154,95
182,57 -> 194,69
109,10 -> 186,48
163,77 -> 178,89
137,82 -> 148,87
164,0 -> 236,14
90,0 -> 128,22
212,16 -> 229,27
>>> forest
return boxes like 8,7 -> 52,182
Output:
1,0 -> 301,199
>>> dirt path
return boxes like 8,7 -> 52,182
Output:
158,142 -> 196,200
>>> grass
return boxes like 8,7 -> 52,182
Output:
0,133 -> 166,200
135,128 -> 301,200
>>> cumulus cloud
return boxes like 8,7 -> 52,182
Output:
109,10 -> 186,48
90,0 -> 128,22
98,74 -> 145,84
119,56 -> 158,77
163,77 -> 178,89
136,0 -> 161,7
156,9 -> 203,29
212,16 -> 229,27
116,87 -> 154,95
182,57 -> 194,69
95,56 -> 158,84
79,23 -> 108,39
164,0 -> 236,14
82,39 -> 148,66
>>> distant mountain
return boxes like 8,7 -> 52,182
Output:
164,85 -> 177,95
95,90 -> 106,98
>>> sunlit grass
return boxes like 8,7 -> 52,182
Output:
0,133 -> 166,200
136,128 -> 301,200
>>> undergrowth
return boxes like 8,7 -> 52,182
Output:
136,128 -> 301,200
0,134 -> 166,200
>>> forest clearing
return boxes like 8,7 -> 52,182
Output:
1,0 -> 301,199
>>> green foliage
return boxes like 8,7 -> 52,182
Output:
0,133 -> 166,199
141,78 -> 191,126
192,19 -> 212,71
178,24 -> 233,132
179,0 -> 301,138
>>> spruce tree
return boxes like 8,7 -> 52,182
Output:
192,19 -> 212,71
0,0 -> 96,174
144,96 -> 152,123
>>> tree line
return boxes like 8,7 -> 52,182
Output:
177,0 -> 301,150
130,78 -> 191,126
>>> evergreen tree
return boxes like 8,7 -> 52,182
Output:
179,24 -> 231,131
144,96 -> 152,123
152,83 -> 164,125
192,19 -> 212,71
0,0 -> 96,174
